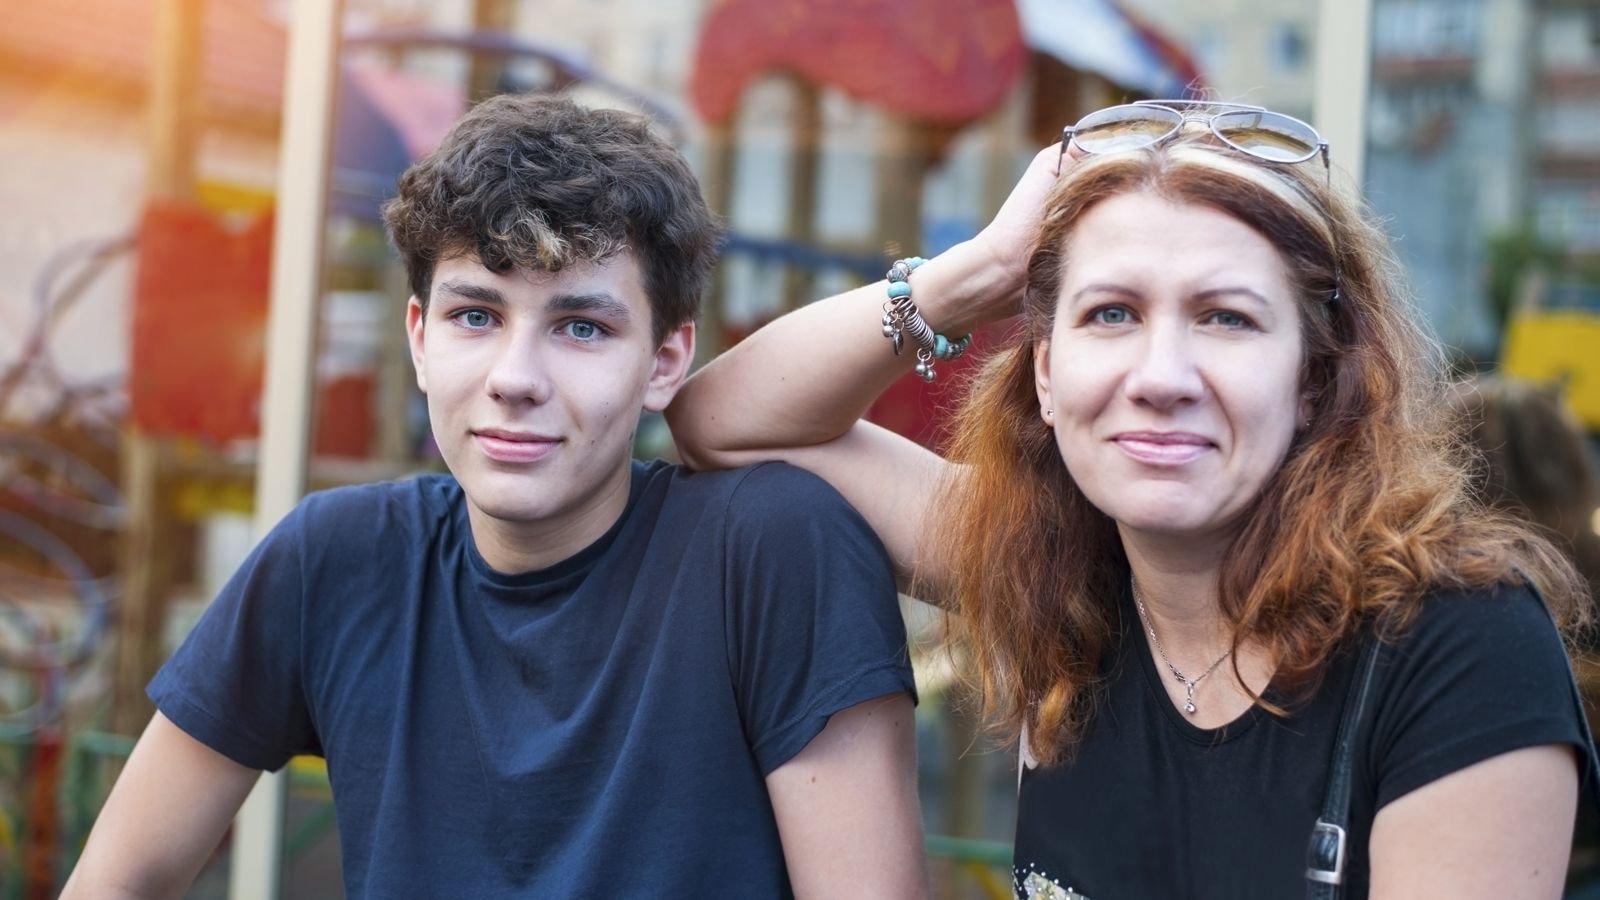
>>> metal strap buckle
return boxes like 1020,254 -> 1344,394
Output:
1305,819 -> 1347,885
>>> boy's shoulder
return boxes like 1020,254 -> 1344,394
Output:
653,460 -> 861,528
289,472 -> 462,547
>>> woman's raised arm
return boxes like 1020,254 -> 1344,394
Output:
666,145 -> 1062,590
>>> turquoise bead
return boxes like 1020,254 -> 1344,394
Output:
887,281 -> 912,298
934,334 -> 949,358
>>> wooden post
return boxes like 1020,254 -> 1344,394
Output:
873,117 -> 931,264
697,120 -> 736,360
781,80 -> 822,313
114,0 -> 206,739
229,0 -> 343,896
145,0 -> 204,202
467,0 -> 516,102
375,263 -> 414,463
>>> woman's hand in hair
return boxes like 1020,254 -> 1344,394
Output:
910,142 -> 1068,338
966,141 -> 1070,307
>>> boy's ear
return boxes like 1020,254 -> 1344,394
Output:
642,322 -> 696,413
406,297 -> 428,393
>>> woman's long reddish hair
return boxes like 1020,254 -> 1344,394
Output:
937,135 -> 1592,766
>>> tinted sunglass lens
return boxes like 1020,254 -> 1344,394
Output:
1211,110 -> 1321,162
1071,105 -> 1183,154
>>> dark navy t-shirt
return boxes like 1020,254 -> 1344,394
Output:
149,460 -> 915,898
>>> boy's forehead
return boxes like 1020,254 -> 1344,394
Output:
430,250 -> 648,309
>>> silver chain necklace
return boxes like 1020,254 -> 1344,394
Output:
1131,581 -> 1233,716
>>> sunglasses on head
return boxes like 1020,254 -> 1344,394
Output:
1058,100 -> 1341,303
1058,99 -> 1331,186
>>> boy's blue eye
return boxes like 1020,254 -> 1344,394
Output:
566,321 -> 600,340
461,309 -> 492,328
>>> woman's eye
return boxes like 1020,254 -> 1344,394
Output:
1091,306 -> 1131,325
1207,311 -> 1251,329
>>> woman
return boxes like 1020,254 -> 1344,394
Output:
667,101 -> 1595,898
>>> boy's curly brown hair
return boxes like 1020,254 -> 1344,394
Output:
382,93 -> 723,345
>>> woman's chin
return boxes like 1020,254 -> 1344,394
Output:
1107,505 -> 1240,547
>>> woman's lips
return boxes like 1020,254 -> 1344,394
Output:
1112,432 -> 1213,466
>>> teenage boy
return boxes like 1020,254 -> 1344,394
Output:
64,94 -> 925,898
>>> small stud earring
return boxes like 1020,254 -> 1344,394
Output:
1045,409 -> 1054,419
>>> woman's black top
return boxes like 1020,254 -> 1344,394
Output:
1013,582 -> 1592,900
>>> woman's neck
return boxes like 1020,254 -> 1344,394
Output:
1119,524 -> 1276,723
1119,524 -> 1231,649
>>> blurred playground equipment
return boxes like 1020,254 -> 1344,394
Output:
10,0 -> 1593,897
0,228 -> 127,898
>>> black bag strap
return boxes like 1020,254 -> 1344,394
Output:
1306,631 -> 1382,900
1305,579 -> 1600,900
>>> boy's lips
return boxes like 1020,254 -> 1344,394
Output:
472,429 -> 561,463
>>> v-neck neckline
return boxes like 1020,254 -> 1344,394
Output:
1121,580 -> 1267,745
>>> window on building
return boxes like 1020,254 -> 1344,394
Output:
1269,23 -> 1307,74
1540,11 -> 1598,69
1374,0 -> 1482,58
1536,181 -> 1600,251
1539,101 -> 1600,155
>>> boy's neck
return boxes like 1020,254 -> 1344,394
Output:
462,461 -> 635,575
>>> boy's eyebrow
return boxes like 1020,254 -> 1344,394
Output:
548,292 -> 633,322
433,279 -> 504,306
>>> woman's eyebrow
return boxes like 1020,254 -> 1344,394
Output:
1070,283 -> 1141,305
1191,286 -> 1271,307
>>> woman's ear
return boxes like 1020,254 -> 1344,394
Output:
1035,339 -> 1055,426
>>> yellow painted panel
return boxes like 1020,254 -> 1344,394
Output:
1500,312 -> 1600,430
197,179 -> 275,216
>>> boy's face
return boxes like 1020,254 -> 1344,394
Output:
407,251 -> 692,541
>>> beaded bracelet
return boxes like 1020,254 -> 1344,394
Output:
879,257 -> 972,383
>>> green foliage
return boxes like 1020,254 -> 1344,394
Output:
1483,227 -> 1565,333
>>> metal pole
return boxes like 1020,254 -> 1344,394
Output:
1315,0 -> 1375,189
230,0 -> 343,896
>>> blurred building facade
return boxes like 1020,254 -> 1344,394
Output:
1364,0 -> 1539,355
1367,0 -> 1599,358
1124,0 -> 1319,119
1531,0 -> 1600,263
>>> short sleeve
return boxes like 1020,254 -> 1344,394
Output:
1368,583 -> 1589,810
721,463 -> 916,776
147,501 -> 319,771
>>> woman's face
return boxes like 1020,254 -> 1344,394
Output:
1035,190 -> 1308,549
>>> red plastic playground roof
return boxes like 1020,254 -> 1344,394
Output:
690,0 -> 1027,127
